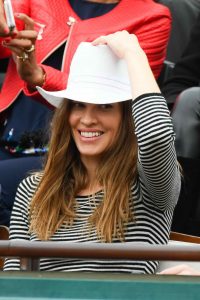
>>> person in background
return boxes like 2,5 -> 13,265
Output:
4,30 -> 181,273
156,0 -> 200,63
0,0 -> 171,227
162,12 -> 200,236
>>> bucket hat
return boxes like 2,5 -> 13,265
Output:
37,42 -> 132,107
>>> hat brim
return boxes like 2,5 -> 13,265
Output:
37,85 -> 132,108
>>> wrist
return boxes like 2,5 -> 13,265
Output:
26,67 -> 46,91
124,48 -> 147,62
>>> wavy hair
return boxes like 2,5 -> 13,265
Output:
29,99 -> 138,242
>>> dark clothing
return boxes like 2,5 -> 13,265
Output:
157,0 -> 200,63
162,12 -> 200,107
0,157 -> 43,227
69,0 -> 117,19
162,12 -> 200,236
172,87 -> 200,159
171,157 -> 200,236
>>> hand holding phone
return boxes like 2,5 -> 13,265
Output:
4,0 -> 15,32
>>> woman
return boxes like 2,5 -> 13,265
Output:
0,0 -> 172,227
4,31 -> 181,273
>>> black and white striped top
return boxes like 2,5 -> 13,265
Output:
4,93 -> 181,274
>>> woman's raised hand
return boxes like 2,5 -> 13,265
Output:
92,30 -> 144,60
93,30 -> 160,99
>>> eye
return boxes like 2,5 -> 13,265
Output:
100,104 -> 113,110
71,101 -> 85,109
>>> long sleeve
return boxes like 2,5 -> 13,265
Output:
23,64 -> 68,100
132,93 -> 181,211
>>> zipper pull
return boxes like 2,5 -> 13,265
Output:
35,21 -> 46,40
67,16 -> 76,26
62,16 -> 76,72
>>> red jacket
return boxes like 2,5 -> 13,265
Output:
0,0 -> 171,112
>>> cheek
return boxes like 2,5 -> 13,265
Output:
113,114 -> 122,133
69,113 -> 78,128
109,116 -> 122,141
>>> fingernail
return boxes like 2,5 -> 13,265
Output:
15,13 -> 21,18
4,28 -> 9,34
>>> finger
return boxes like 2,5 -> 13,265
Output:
92,36 -> 108,46
2,42 -> 24,56
15,30 -> 38,41
3,37 -> 33,50
15,13 -> 35,30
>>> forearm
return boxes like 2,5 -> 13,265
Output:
125,50 -> 160,100
23,65 -> 67,98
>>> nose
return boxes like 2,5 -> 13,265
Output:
80,106 -> 97,126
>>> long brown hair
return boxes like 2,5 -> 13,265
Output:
29,100 -> 138,242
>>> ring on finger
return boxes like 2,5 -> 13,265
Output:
16,52 -> 29,62
25,44 -> 35,53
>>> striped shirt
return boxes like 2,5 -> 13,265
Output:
4,93 -> 181,273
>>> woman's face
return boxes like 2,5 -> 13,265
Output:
69,101 -> 122,161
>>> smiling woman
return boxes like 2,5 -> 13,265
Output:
0,0 -> 172,230
4,31 -> 181,274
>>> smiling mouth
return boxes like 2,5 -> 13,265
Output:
79,131 -> 104,138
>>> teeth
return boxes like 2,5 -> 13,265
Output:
80,131 -> 102,138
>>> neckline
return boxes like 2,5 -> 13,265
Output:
67,0 -> 124,22
77,190 -> 103,198
82,0 -> 119,4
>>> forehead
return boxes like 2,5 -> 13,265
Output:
70,100 -> 122,107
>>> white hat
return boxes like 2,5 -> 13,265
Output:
37,42 -> 132,107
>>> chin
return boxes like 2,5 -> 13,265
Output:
80,152 -> 101,158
